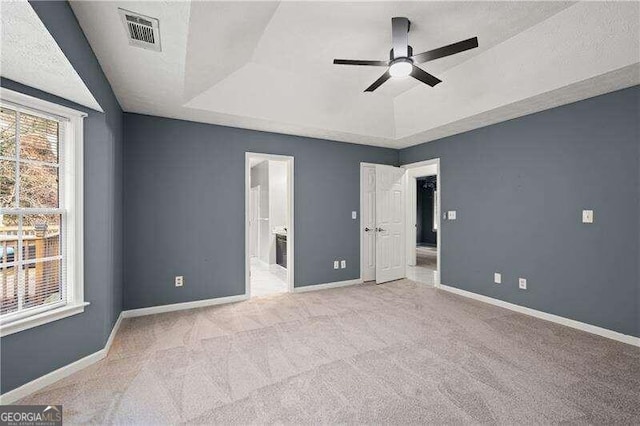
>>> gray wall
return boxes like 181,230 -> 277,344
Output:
400,86 -> 639,337
123,114 -> 397,309
0,1 -> 123,394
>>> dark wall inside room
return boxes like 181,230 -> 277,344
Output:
123,114 -> 398,309
416,176 -> 437,246
0,1 -> 123,394
400,86 -> 640,338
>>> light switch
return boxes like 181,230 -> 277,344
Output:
582,210 -> 594,224
352,211 -> 357,219
494,273 -> 502,284
447,211 -> 457,220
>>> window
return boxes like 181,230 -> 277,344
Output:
0,89 -> 86,337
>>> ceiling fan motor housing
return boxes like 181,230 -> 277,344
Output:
390,45 -> 413,61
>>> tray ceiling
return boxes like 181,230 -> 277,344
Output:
70,1 -> 639,148
1,0 -> 102,112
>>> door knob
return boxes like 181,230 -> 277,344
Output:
365,227 -> 372,232
377,227 -> 386,232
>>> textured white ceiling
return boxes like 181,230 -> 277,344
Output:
69,1 -> 639,148
0,0 -> 102,112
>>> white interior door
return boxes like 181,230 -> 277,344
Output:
375,165 -> 406,283
361,165 -> 376,281
249,187 -> 260,257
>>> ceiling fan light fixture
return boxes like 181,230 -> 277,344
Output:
388,59 -> 412,78
332,17 -> 478,91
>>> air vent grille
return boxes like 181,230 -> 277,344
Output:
119,8 -> 161,52
126,17 -> 155,44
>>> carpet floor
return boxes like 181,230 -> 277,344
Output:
416,246 -> 437,269
18,280 -> 640,424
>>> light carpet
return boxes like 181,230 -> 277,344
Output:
18,280 -> 640,424
416,246 -> 437,269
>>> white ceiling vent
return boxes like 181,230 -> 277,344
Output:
118,8 -> 161,52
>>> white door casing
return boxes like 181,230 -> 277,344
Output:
375,165 -> 406,284
361,165 -> 376,281
402,158 -> 441,287
245,152 -> 295,297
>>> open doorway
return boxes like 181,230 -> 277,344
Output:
413,176 -> 438,283
245,153 -> 294,297
404,159 -> 440,286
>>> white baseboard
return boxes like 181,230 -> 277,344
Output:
0,312 -> 124,405
1,293 -> 252,403
439,284 -> 640,347
121,294 -> 249,318
104,311 -> 124,353
0,292 -> 252,404
293,278 -> 363,293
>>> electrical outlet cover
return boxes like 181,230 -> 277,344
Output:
333,261 -> 339,269
340,260 -> 346,269
519,278 -> 527,289
494,273 -> 501,284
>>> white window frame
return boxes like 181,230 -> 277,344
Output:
0,88 -> 87,337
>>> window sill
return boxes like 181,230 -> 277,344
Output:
0,302 -> 90,337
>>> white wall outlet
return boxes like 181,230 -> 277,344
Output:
352,211 -> 357,219
582,210 -> 594,224
333,260 -> 339,269
340,260 -> 346,269
175,276 -> 183,287
447,211 -> 457,220
494,273 -> 502,284
519,278 -> 527,290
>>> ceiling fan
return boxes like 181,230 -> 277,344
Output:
333,17 -> 478,92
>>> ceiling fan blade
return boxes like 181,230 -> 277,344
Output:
391,17 -> 410,58
333,59 -> 389,66
410,66 -> 442,87
365,71 -> 391,92
411,37 -> 479,63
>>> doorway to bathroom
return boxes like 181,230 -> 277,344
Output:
245,153 -> 294,297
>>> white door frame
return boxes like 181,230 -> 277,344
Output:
402,158 -> 441,287
245,152 -> 294,297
